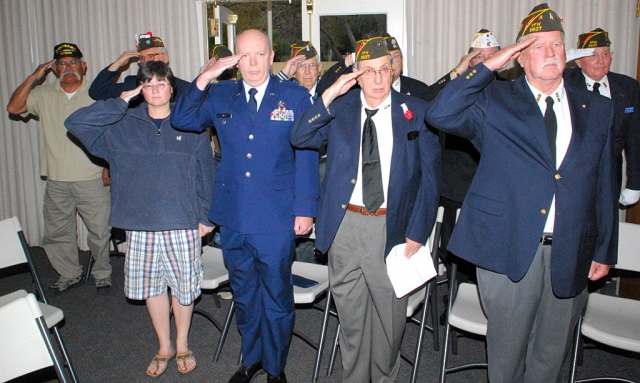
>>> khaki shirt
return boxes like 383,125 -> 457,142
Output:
25,79 -> 101,181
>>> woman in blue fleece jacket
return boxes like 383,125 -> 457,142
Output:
65,61 -> 214,377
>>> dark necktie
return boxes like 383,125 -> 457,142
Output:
592,82 -> 601,94
361,108 -> 384,212
310,93 -> 317,104
544,96 -> 557,165
248,88 -> 258,122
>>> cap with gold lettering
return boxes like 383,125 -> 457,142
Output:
136,32 -> 165,52
355,37 -> 389,62
53,43 -> 83,60
517,3 -> 563,40
290,41 -> 317,59
577,28 -> 611,49
210,44 -> 233,60
470,29 -> 500,48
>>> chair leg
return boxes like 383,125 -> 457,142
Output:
430,279 -> 440,351
214,300 -> 235,362
411,281 -> 434,383
313,291 -> 333,382
569,311 -> 585,383
327,322 -> 340,377
439,320 -> 452,383
84,255 -> 93,282
36,317 -> 70,383
51,326 -> 79,383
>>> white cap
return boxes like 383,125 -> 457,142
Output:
470,29 -> 500,49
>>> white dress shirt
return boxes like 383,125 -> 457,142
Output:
350,92 -> 394,209
527,79 -> 572,233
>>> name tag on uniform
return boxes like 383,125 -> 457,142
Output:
625,107 -> 634,113
216,113 -> 232,118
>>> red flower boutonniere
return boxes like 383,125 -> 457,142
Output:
401,103 -> 413,120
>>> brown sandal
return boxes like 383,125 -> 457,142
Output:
146,350 -> 176,378
176,349 -> 197,375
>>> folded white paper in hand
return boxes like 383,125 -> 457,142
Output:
565,48 -> 594,62
386,242 -> 437,299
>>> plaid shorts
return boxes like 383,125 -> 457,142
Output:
124,230 -> 203,305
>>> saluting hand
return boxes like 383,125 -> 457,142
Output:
483,37 -> 537,72
32,59 -> 56,82
196,54 -> 242,90
108,50 -> 140,71
450,50 -> 482,79
281,55 -> 306,78
120,85 -> 143,103
320,69 -> 362,109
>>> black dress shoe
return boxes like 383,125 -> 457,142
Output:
228,362 -> 263,383
267,372 -> 287,383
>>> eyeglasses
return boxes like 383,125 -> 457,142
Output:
361,67 -> 392,79
141,82 -> 169,91
55,59 -> 82,68
139,52 -> 166,62
390,53 -> 403,61
297,63 -> 318,70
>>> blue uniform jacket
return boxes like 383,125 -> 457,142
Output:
426,64 -> 617,298
171,76 -> 319,234
564,67 -> 640,193
290,89 -> 441,257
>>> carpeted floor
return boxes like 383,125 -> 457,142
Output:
1,246 -> 638,382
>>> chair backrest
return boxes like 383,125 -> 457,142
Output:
0,216 -> 27,269
0,292 -> 54,382
428,207 -> 445,257
616,222 -> 640,273
0,216 -> 50,305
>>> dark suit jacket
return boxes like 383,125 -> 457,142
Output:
564,67 -> 640,192
427,65 -> 617,298
317,57 -> 451,102
171,76 -> 319,234
291,89 -> 441,257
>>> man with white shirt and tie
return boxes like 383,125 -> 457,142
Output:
565,28 -> 640,207
426,4 -> 617,382
291,37 -> 440,382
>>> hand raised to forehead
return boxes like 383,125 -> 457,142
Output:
483,37 -> 537,72
196,54 -> 242,90
120,85 -> 143,104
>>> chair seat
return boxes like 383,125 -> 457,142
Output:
0,289 -> 64,329
581,293 -> 640,353
448,283 -> 487,336
292,262 -> 329,304
406,286 -> 426,317
201,246 -> 229,290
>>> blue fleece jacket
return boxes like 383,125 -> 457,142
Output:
65,97 -> 215,231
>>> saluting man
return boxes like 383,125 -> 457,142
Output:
171,29 -> 318,383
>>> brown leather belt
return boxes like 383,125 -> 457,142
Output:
347,204 -> 387,216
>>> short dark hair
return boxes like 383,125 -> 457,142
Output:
136,61 -> 177,100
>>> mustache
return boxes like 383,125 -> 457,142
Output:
540,58 -> 562,70
61,70 -> 81,80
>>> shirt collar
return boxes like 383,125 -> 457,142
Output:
582,72 -> 609,90
526,78 -> 565,105
360,91 -> 392,111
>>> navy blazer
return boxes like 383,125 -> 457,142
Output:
291,89 -> 441,257
426,65 -> 617,298
171,76 -> 319,234
564,67 -> 640,192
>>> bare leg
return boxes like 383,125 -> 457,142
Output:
173,296 -> 196,372
146,293 -> 173,375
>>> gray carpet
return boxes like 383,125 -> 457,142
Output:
1,247 -> 638,383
